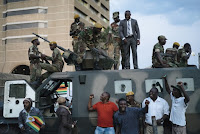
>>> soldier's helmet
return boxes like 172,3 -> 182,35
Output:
74,14 -> 80,19
31,37 -> 38,43
94,23 -> 103,29
173,42 -> 180,47
49,41 -> 57,45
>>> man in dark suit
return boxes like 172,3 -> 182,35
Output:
119,10 -> 140,69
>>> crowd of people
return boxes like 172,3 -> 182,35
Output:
23,9 -> 192,134
18,75 -> 190,134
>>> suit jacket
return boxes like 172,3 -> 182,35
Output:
119,18 -> 140,40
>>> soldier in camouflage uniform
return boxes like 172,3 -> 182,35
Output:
152,35 -> 169,68
28,38 -> 42,82
39,41 -> 64,82
110,12 -> 124,70
164,42 -> 180,67
126,91 -> 143,134
70,14 -> 85,54
177,43 -> 191,67
78,23 -> 105,70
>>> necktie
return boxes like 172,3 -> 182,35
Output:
127,20 -> 130,36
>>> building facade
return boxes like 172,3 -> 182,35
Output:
0,0 -> 110,75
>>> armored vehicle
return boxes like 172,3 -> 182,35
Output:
0,67 -> 200,134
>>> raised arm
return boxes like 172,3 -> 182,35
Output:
162,75 -> 171,94
88,94 -> 94,111
177,82 -> 190,104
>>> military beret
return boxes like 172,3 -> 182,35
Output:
158,35 -> 167,40
31,37 -> 38,43
94,23 -> 103,29
49,41 -> 57,45
57,97 -> 66,104
126,91 -> 134,96
74,14 -> 80,19
173,42 -> 180,47
113,12 -> 119,19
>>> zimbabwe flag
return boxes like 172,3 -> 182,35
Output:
56,82 -> 68,94
27,116 -> 44,132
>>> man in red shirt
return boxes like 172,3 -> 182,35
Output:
88,92 -> 118,134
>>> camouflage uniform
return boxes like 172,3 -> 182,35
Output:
152,43 -> 166,67
127,100 -> 141,108
164,48 -> 178,67
110,21 -> 124,70
177,48 -> 188,67
78,27 -> 103,63
70,21 -> 85,54
40,48 -> 64,81
28,45 -> 41,82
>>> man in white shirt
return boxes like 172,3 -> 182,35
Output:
119,10 -> 140,69
142,87 -> 169,134
162,76 -> 190,134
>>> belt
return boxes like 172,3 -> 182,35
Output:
126,35 -> 133,38
145,123 -> 163,126
172,124 -> 184,127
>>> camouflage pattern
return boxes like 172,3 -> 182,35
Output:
152,43 -> 165,67
177,48 -> 188,67
127,100 -> 141,108
77,27 -> 105,63
164,48 -> 178,67
40,48 -> 64,81
28,45 -> 41,82
70,21 -> 85,53
110,22 -> 124,69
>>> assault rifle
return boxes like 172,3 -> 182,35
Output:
32,33 -> 78,65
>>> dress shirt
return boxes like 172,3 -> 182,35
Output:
142,97 -> 169,125
126,19 -> 133,36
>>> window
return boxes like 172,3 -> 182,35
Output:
3,22 -> 48,31
3,36 -> 47,44
3,8 -> 47,18
101,14 -> 109,23
93,0 -> 99,3
9,84 -> 26,98
74,7 -> 87,19
77,0 -> 88,8
90,6 -> 98,15
89,18 -> 96,25
4,0 -> 28,4
101,3 -> 109,11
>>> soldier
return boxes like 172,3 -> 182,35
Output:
110,12 -> 124,70
152,35 -> 169,68
164,42 -> 180,67
28,38 -> 42,82
177,43 -> 191,67
126,91 -> 143,134
39,41 -> 64,82
126,91 -> 140,108
78,23 -> 104,70
70,14 -> 85,54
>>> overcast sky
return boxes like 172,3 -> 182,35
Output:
109,0 -> 200,69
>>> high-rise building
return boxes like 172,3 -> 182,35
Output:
0,0 -> 110,75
